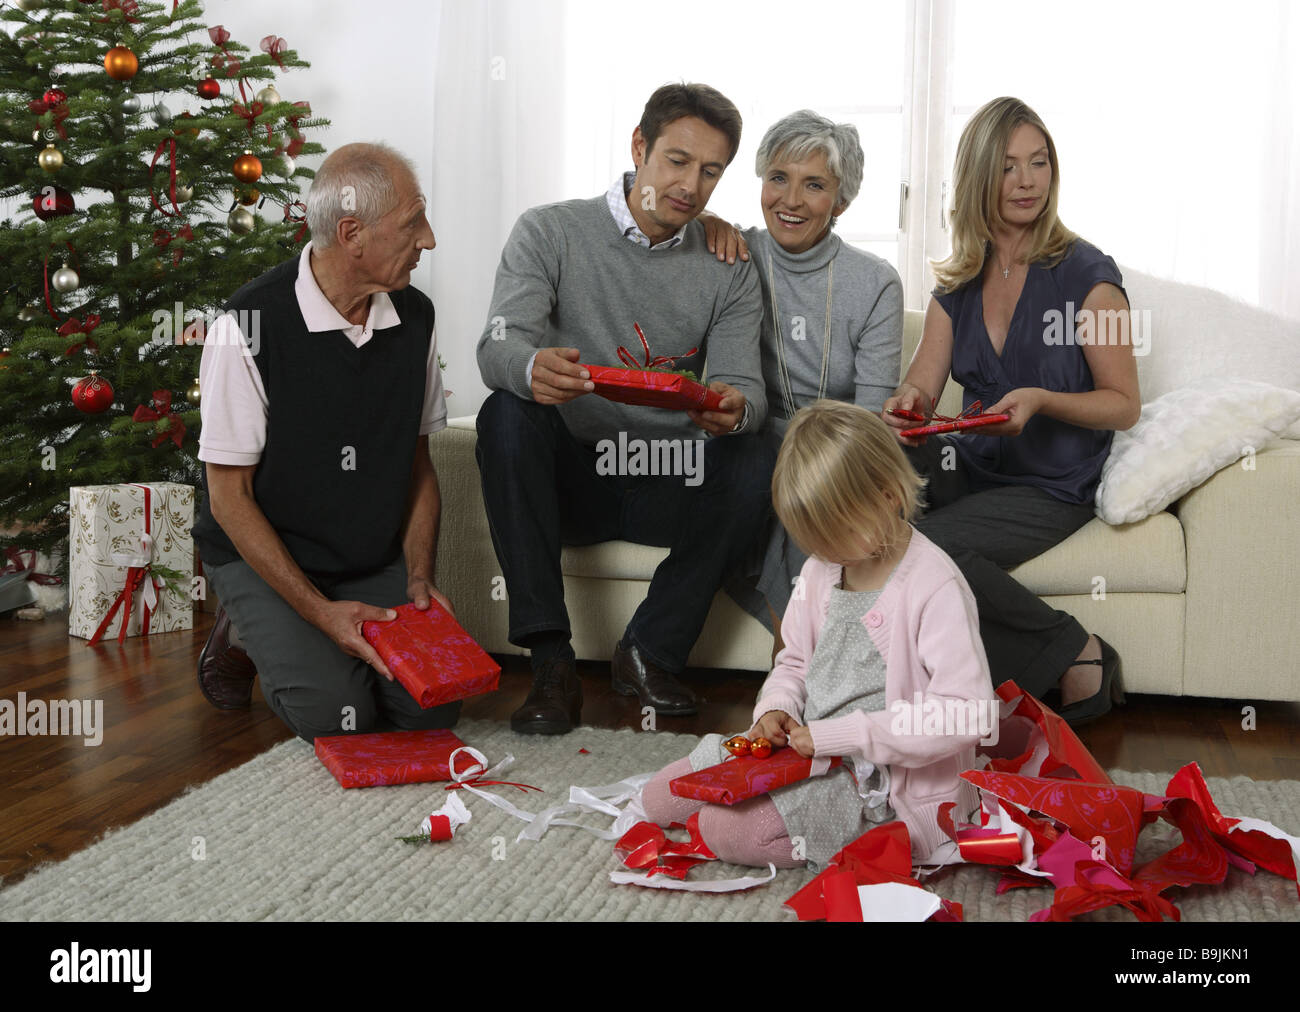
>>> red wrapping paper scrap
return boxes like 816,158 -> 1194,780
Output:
786,821 -> 960,922
315,727 -> 468,788
670,751 -> 843,806
982,680 -> 1110,783
583,364 -> 724,413
615,812 -> 717,878
361,601 -> 500,709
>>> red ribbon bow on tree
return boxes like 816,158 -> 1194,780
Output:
617,322 -> 698,371
152,225 -> 194,266
28,97 -> 70,140
232,101 -> 270,140
59,314 -> 102,356
3,547 -> 63,587
271,101 -> 311,158
260,34 -> 288,68
96,0 -> 141,24
207,24 -> 241,76
132,390 -> 187,449
283,201 -> 308,243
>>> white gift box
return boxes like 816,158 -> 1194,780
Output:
68,482 -> 194,641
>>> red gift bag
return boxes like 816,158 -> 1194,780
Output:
670,750 -> 843,806
361,602 -> 501,709
315,728 -> 469,788
584,364 -> 724,412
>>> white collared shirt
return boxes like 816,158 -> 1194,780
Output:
197,241 -> 446,466
604,171 -> 686,250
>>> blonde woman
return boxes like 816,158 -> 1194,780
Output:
639,401 -> 995,869
882,96 -> 1140,725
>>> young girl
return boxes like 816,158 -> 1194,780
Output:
641,401 -> 997,871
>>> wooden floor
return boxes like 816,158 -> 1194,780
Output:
2,608 -> 1298,889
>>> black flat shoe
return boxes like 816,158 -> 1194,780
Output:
1058,635 -> 1125,727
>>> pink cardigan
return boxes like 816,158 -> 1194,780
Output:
752,525 -> 997,861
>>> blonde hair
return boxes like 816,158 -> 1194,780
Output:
932,97 -> 1077,293
773,401 -> 925,563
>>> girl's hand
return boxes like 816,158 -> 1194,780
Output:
751,709 -> 798,746
789,725 -> 815,758
979,387 -> 1045,437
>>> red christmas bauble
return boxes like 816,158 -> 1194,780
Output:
104,46 -> 139,81
42,87 -> 68,107
71,372 -> 114,414
197,77 -> 221,100
232,151 -> 263,184
32,185 -> 75,221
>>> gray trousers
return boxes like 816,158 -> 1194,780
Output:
905,437 -> 1096,699
206,556 -> 461,743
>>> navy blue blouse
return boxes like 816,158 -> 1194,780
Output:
933,239 -> 1126,505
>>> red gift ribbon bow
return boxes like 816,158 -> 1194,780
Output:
615,812 -> 718,879
153,225 -> 194,266
3,547 -> 63,586
283,201 -> 307,243
892,397 -> 992,424
260,34 -> 288,68
132,390 -> 187,449
28,97 -> 69,140
96,0 -> 140,23
444,751 -> 542,796
149,138 -> 181,218
59,314 -> 102,356
87,485 -> 160,647
617,322 -> 698,371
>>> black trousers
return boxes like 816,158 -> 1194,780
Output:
905,437 -> 1096,699
474,391 -> 776,674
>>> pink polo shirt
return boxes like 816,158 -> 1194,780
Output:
197,242 -> 446,466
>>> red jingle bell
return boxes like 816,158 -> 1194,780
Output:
750,737 -> 773,759
723,735 -> 752,758
197,77 -> 221,100
71,371 -> 114,414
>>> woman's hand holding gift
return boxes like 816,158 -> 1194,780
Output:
978,386 -> 1045,437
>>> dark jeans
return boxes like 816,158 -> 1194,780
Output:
207,556 -> 461,743
905,437 -> 1096,699
474,390 -> 776,674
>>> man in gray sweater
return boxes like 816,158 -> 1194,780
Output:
476,82 -> 772,734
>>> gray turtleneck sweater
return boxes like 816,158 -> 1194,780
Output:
742,227 -> 903,433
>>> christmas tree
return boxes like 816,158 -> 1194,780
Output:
0,0 -> 327,577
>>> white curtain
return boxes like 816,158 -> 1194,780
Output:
429,0 -> 569,417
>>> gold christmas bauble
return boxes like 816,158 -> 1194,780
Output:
235,186 -> 260,206
18,306 -> 40,322
186,379 -> 201,405
104,46 -> 139,81
16,0 -> 43,11
174,180 -> 194,202
52,264 -> 80,293
233,150 -> 263,184
228,205 -> 256,235
255,84 -> 282,106
38,143 -> 63,172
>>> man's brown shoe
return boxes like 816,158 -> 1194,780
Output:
510,655 -> 582,734
611,640 -> 697,716
197,606 -> 258,709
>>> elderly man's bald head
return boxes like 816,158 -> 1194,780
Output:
306,142 -> 420,249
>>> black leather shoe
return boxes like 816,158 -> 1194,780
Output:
1059,636 -> 1125,727
197,606 -> 258,710
510,655 -> 582,734
610,640 -> 697,716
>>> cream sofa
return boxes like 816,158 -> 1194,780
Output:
431,298 -> 1300,703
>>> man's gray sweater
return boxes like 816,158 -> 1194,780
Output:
476,195 -> 766,446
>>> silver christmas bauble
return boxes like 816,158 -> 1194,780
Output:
255,84 -> 282,106
52,264 -> 80,292
152,102 -> 173,127
174,180 -> 194,202
122,92 -> 142,114
18,306 -> 40,322
16,0 -> 44,11
278,154 -> 295,177
227,205 -> 256,235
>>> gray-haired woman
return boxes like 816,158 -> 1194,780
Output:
706,110 -> 904,657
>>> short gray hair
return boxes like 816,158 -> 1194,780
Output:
755,110 -> 864,208
306,142 -> 418,248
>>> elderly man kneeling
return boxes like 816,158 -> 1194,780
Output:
191,141 -> 461,742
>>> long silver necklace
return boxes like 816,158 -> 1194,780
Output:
769,254 -> 833,420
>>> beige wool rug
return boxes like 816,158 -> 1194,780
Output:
2,719 -> 1298,921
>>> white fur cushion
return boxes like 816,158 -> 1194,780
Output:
1095,379 -> 1300,524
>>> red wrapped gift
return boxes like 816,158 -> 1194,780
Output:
670,749 -> 843,806
361,602 -> 500,708
585,364 -> 723,412
315,728 -> 469,788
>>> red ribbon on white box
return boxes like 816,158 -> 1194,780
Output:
86,485 -> 164,647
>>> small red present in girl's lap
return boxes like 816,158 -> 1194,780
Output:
642,401 -> 999,872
